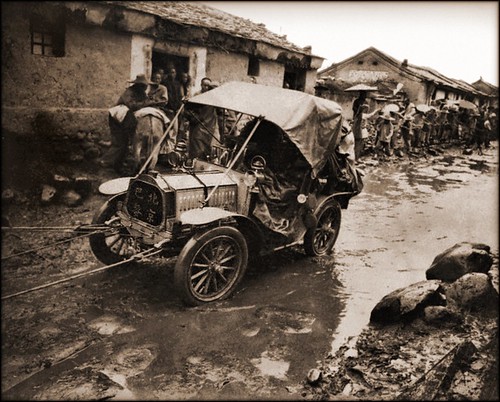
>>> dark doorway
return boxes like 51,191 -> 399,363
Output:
152,51 -> 189,76
283,68 -> 306,91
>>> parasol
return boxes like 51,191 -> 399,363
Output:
393,83 -> 404,96
382,103 -> 400,113
457,99 -> 478,110
344,84 -> 378,92
415,104 -> 431,113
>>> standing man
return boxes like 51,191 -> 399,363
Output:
377,115 -> 395,156
351,91 -> 367,161
148,71 -> 168,109
163,66 -> 183,141
352,91 -> 367,118
102,74 -> 157,174
352,101 -> 379,161
163,66 -> 183,113
186,77 -> 220,160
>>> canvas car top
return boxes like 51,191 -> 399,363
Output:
187,82 -> 344,174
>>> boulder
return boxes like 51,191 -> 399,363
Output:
488,266 -> 499,295
370,280 -> 445,324
307,368 -> 322,385
52,174 -> 72,190
426,242 -> 493,282
423,305 -> 463,326
2,188 -> 15,203
41,184 -> 57,204
445,273 -> 498,310
60,189 -> 82,207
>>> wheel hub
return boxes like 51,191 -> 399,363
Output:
209,262 -> 222,273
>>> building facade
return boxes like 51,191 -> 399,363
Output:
1,1 -> 323,144
317,47 -> 488,119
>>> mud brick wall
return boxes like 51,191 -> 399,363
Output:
1,3 -> 134,174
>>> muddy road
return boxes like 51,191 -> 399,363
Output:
1,144 -> 498,400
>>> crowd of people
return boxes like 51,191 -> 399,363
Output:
102,65 -> 214,174
102,73 -> 497,175
350,94 -> 498,162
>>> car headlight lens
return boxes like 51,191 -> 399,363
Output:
297,193 -> 308,204
167,151 -> 183,168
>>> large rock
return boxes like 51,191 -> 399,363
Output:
60,189 -> 82,207
423,305 -> 463,326
488,266 -> 499,295
370,280 -> 445,324
445,273 -> 498,310
41,184 -> 57,204
426,242 -> 493,282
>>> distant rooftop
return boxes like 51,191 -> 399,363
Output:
319,46 -> 486,96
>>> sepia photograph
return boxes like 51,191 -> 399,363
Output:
1,1 -> 498,400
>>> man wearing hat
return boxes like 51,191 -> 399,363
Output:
376,114 -> 395,156
352,102 -> 380,161
102,74 -> 159,174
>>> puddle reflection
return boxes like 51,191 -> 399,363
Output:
329,148 -> 498,354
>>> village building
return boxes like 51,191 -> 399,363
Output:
1,1 -> 323,154
471,77 -> 499,110
317,47 -> 492,119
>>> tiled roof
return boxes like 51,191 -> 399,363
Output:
406,64 -> 482,95
102,1 -> 312,56
320,46 -> 485,96
471,78 -> 498,94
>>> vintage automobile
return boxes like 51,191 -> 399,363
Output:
90,82 -> 363,306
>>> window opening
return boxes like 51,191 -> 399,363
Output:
30,15 -> 65,57
248,56 -> 260,77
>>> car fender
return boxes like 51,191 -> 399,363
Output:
92,193 -> 126,223
98,177 -> 131,195
181,207 -> 264,252
315,192 -> 352,212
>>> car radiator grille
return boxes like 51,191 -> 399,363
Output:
126,180 -> 165,226
176,185 -> 237,215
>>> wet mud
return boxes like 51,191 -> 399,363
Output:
1,143 -> 498,400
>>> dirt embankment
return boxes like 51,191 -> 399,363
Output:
303,258 -> 499,401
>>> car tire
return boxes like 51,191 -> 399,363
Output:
174,226 -> 248,306
303,199 -> 341,256
89,194 -> 131,265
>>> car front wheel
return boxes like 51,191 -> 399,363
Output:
89,194 -> 133,265
303,199 -> 341,256
174,226 -> 249,306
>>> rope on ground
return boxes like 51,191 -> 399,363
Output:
1,230 -> 110,261
1,248 -> 164,301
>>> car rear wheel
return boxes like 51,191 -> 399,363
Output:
303,199 -> 341,256
174,226 -> 248,306
89,195 -> 134,265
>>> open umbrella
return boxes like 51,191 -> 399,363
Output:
382,103 -> 400,113
344,84 -> 378,92
416,104 -> 431,113
457,99 -> 478,110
